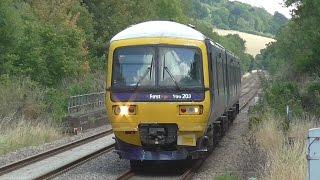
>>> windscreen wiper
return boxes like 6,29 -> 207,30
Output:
162,54 -> 181,90
135,57 -> 154,87
163,66 -> 181,90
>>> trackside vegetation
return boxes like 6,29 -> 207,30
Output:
250,0 -> 320,179
0,0 -> 287,154
256,0 -> 320,116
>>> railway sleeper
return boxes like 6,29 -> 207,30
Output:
227,109 -> 234,123
236,102 -> 240,114
218,116 -> 228,137
232,106 -> 237,119
210,122 -> 221,148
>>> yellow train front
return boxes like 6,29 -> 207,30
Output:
105,21 -> 241,168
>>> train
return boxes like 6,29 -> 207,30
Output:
105,21 -> 241,170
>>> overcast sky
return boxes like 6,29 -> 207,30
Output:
229,0 -> 294,18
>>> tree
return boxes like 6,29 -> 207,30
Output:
1,0 -> 91,86
0,0 -> 23,75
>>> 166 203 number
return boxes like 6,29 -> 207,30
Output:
173,93 -> 192,99
182,94 -> 192,99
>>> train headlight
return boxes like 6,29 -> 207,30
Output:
113,105 -> 136,116
179,105 -> 203,115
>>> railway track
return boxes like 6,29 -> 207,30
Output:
0,129 -> 114,179
116,84 -> 260,180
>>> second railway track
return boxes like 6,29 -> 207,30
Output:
0,129 -> 114,179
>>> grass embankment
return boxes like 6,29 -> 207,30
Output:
0,72 -> 105,155
0,119 -> 61,155
0,77 -> 62,155
248,107 -> 316,180
240,72 -> 319,179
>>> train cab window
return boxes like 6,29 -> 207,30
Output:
112,46 -> 156,87
159,47 -> 203,87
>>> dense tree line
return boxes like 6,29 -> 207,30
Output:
256,0 -> 320,116
198,0 -> 288,36
257,0 -> 320,77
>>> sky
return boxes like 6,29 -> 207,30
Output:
229,0 -> 294,18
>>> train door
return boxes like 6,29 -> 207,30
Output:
214,46 -> 225,116
234,61 -> 238,98
234,61 -> 236,101
222,50 -> 227,110
230,60 -> 234,103
225,52 -> 230,107
234,62 -> 237,99
236,61 -> 241,98
206,40 -> 220,122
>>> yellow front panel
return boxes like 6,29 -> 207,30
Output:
106,37 -> 211,146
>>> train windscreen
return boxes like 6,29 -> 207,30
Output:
112,46 -> 203,89
112,46 -> 156,87
158,47 -> 202,88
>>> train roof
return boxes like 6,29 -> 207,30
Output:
111,21 -> 206,42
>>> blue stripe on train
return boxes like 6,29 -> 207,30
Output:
111,92 -> 205,102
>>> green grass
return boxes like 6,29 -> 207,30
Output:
214,174 -> 237,180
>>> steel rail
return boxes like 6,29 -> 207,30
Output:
0,129 -> 113,176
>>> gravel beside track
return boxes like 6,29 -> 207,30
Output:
53,152 -> 128,180
0,125 -> 111,167
193,73 -> 260,180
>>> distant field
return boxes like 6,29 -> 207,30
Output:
213,28 -> 276,57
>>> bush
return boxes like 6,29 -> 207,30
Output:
301,80 -> 320,115
264,81 -> 303,116
0,76 -> 47,121
44,89 -> 68,124
0,76 -> 67,124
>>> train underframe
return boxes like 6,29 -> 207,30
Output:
114,101 -> 240,170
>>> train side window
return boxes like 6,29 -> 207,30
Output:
209,51 -> 214,91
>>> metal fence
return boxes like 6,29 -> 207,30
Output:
68,92 -> 105,115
